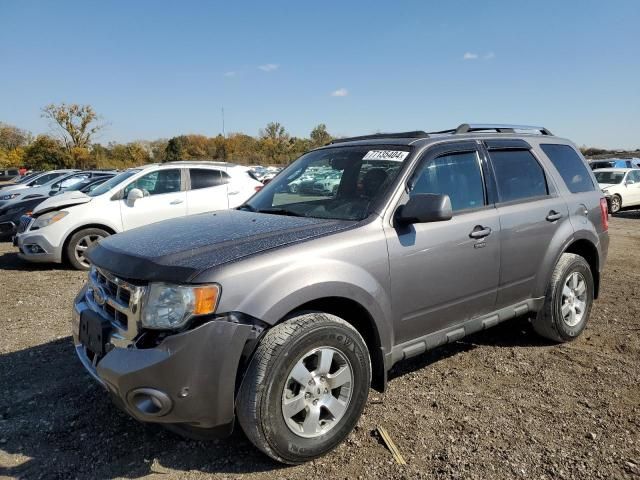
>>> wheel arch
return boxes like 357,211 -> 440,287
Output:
62,223 -> 117,263
563,238 -> 600,298
282,297 -> 387,392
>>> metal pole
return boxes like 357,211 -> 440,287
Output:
222,107 -> 226,138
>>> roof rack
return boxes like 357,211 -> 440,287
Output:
329,131 -> 429,144
431,123 -> 553,136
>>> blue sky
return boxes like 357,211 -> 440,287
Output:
1,0 -> 638,149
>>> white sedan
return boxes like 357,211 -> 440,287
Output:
594,168 -> 640,213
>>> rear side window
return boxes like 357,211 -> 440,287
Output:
489,150 -> 548,203
541,144 -> 595,193
189,169 -> 228,190
412,151 -> 486,212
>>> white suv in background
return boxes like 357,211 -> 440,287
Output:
594,167 -> 640,213
15,161 -> 262,269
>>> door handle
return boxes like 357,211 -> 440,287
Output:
469,225 -> 492,239
228,190 -> 240,195
170,199 -> 184,205
546,210 -> 562,222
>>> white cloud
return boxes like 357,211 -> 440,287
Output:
258,63 -> 279,72
331,88 -> 349,97
223,71 -> 236,77
484,52 -> 496,60
463,52 -> 479,60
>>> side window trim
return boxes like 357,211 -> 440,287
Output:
122,169 -> 184,198
406,141 -> 490,215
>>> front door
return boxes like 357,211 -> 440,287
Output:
386,142 -> 501,345
120,168 -> 187,230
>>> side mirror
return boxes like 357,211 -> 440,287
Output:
126,188 -> 144,207
395,193 -> 453,225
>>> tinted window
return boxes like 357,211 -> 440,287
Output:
628,171 -> 640,183
124,169 -> 182,196
412,151 -> 485,211
30,172 -> 61,186
541,144 -> 594,193
189,169 -> 224,189
490,150 -> 548,202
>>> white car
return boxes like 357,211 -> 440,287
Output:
15,161 -> 262,269
594,167 -> 640,213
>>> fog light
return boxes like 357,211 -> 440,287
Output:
26,244 -> 45,254
127,388 -> 172,417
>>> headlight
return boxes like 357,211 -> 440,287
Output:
141,283 -> 221,329
32,210 -> 68,229
0,193 -> 20,201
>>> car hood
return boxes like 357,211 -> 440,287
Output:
34,191 -> 92,215
88,209 -> 358,282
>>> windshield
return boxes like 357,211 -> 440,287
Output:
243,145 -> 410,220
594,171 -> 625,184
88,170 -> 141,197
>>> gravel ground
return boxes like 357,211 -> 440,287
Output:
0,215 -> 639,480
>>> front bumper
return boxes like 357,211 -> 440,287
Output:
72,296 -> 253,432
16,231 -> 63,263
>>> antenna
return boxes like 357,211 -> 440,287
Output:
221,107 -> 226,138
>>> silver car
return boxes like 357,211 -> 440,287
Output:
72,124 -> 609,463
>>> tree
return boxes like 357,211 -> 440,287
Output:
309,123 -> 332,148
259,122 -> 290,163
41,103 -> 105,151
0,123 -> 31,150
23,135 -> 70,170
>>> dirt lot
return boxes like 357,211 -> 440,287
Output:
1,216 -> 639,480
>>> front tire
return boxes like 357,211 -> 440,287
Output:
532,253 -> 594,342
610,194 -> 622,214
65,227 -> 110,270
237,312 -> 371,464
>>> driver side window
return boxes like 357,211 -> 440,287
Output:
124,169 -> 182,196
411,151 -> 486,212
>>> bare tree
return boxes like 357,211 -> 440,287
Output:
41,103 -> 106,151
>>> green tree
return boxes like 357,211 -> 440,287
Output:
0,123 -> 31,150
259,122 -> 290,163
23,135 -> 70,170
309,123 -> 332,148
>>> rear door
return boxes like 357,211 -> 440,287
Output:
484,140 -> 570,308
120,168 -> 187,230
386,141 -> 501,344
186,168 -> 229,214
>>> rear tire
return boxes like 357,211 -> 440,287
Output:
65,227 -> 109,270
237,312 -> 371,464
532,253 -> 594,342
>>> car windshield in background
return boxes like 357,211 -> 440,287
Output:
88,170 -> 141,197
244,145 -> 410,220
594,171 -> 625,184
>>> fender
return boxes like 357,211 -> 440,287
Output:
533,224 -> 601,298
217,257 -> 394,354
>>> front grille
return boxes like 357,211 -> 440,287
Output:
17,215 -> 32,234
86,267 -> 146,342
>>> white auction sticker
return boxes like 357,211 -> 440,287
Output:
362,150 -> 409,161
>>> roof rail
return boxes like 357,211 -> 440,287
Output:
431,123 -> 553,136
329,131 -> 429,144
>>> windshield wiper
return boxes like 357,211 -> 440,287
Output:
256,207 -> 305,217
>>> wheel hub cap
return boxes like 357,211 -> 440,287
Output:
561,272 -> 588,327
282,346 -> 353,439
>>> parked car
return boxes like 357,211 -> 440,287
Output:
0,171 -> 42,190
0,168 -> 21,182
15,161 -> 262,269
0,175 -> 115,241
71,124 -> 608,464
594,168 -> 640,213
589,159 -> 638,170
0,170 -> 112,209
0,169 -> 79,202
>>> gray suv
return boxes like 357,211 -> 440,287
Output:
72,124 -> 609,464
